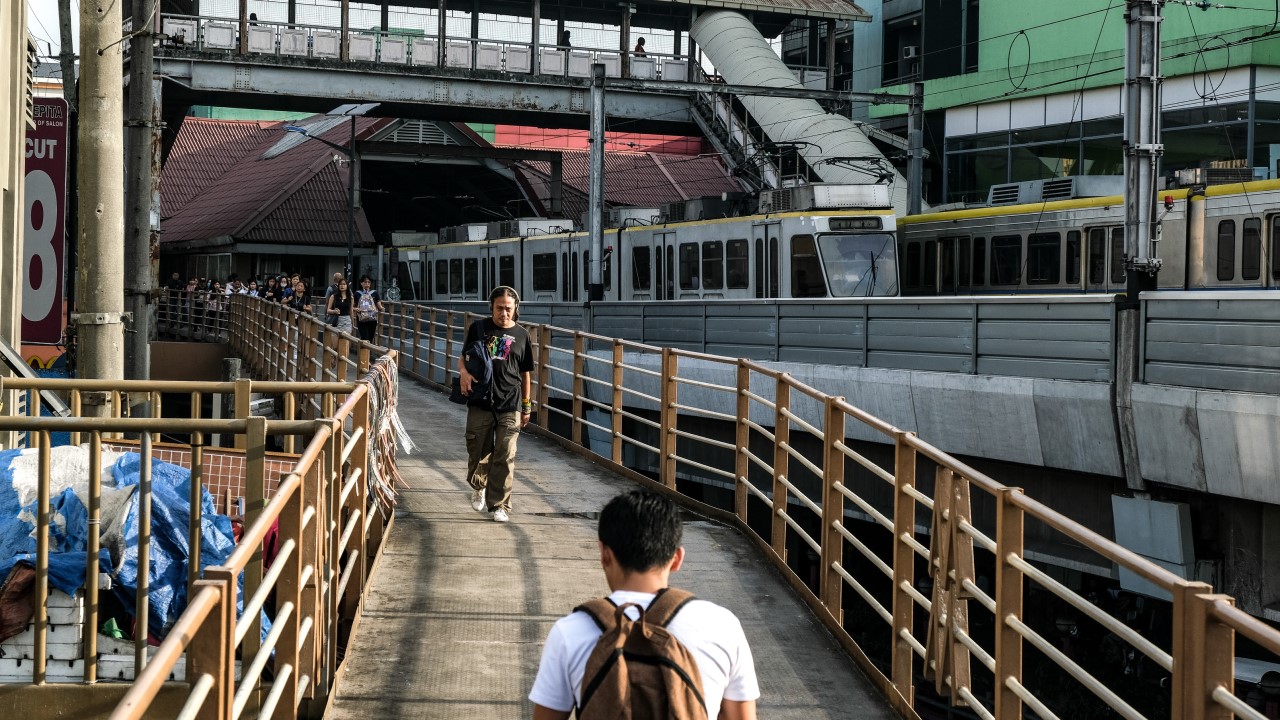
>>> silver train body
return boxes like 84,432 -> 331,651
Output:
898,179 -> 1280,295
415,208 -> 900,303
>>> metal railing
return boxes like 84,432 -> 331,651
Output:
379,301 -> 1280,720
0,295 -> 401,719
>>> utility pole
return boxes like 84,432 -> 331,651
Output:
57,0 -> 76,112
76,0 -> 126,413
907,81 -> 924,215
125,0 -> 160,408
587,63 -> 606,302
1124,0 -> 1164,296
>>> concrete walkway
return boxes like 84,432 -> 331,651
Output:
327,376 -> 898,719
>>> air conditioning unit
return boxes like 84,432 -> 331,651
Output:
902,45 -> 919,60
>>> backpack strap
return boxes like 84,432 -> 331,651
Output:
641,587 -> 697,628
573,597 -> 619,633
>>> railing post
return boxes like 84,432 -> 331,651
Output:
444,311 -> 457,381
1171,583 -> 1234,720
820,395 -> 845,621
298,460 -> 324,700
537,325 -> 552,431
993,486 -> 1024,720
770,375 -> 790,560
427,308 -> 438,382
926,466 -> 954,694
190,572 -> 234,720
611,340 -> 624,464
658,348 -> 678,488
572,332 -> 585,446
325,419 -> 343,692
337,335 -> 351,382
273,477 -> 304,720
412,306 -> 423,375
242,416 -> 268,707
357,345 -> 371,376
734,361 -> 749,522
233,378 -> 251,449
891,430 -> 918,706
343,395 -> 370,618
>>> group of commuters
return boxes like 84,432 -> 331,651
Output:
455,287 -> 760,718
163,270 -> 387,341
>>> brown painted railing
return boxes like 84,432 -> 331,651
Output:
379,300 -> 1280,720
0,295 -> 401,719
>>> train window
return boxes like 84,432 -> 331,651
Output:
1088,229 -> 1106,285
435,260 -> 448,295
1242,218 -> 1261,281
532,252 -> 556,292
1066,231 -> 1081,285
449,258 -> 463,295
727,239 -> 749,289
679,242 -> 700,289
990,235 -> 1022,286
582,251 -> 589,292
571,251 -> 579,301
1273,217 -> 1280,281
939,237 -> 957,290
499,255 -> 515,287
1027,233 -> 1060,285
464,258 -> 478,295
972,238 -> 985,286
702,241 -> 724,290
791,235 -> 827,297
770,237 -> 780,298
632,247 -> 652,290
1217,220 -> 1236,282
924,241 -> 937,289
906,242 -> 922,288
820,233 -> 895,296
667,246 -> 676,298
1110,228 -> 1125,284
959,237 -> 971,287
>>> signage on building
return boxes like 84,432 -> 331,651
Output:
22,97 -> 68,345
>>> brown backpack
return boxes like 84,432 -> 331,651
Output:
575,588 -> 708,720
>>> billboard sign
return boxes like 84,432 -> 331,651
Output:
22,97 -> 69,345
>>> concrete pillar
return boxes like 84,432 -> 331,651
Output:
341,0 -> 350,61
531,0 -> 541,61
550,157 -> 564,216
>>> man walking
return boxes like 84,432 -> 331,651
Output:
529,490 -> 760,719
457,286 -> 534,523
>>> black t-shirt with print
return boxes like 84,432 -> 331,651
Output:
464,318 -> 534,413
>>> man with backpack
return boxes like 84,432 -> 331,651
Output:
457,286 -> 534,523
529,490 -> 759,719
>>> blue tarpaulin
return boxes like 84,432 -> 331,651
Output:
0,448 -> 237,638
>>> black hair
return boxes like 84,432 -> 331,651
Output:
598,490 -> 682,573
489,285 -> 520,321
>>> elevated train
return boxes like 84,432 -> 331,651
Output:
402,177 -> 1280,304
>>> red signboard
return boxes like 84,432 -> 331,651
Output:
22,97 -> 69,345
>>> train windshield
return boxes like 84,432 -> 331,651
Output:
819,233 -> 899,297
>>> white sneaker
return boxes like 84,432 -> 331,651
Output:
492,508 -> 510,523
470,489 -> 486,513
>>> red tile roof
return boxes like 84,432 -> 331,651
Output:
161,115 -> 388,248
520,150 -> 742,215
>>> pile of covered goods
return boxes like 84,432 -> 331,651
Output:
0,446 -> 237,681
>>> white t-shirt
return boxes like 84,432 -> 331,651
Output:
529,589 -> 760,718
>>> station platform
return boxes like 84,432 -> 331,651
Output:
326,376 -> 897,719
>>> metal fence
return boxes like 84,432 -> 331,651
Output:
379,300 -> 1280,720
0,295 -> 402,719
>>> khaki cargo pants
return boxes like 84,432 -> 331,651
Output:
464,406 -> 523,512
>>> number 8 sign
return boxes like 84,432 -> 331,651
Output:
22,97 -> 68,345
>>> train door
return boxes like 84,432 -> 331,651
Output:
559,238 -> 579,302
753,221 -> 780,298
1085,226 -> 1125,292
421,249 -> 436,301
655,231 -> 675,300
1270,216 -> 1280,287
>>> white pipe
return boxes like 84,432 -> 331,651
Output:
690,10 -> 915,215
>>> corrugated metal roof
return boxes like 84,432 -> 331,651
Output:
522,150 -> 742,212
161,115 -> 390,247
651,0 -> 868,21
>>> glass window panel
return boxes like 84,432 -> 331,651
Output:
632,246 -> 651,290
790,235 -> 826,297
1218,220 -> 1236,282
449,258 -> 462,295
464,257 -> 478,294
820,233 -> 897,297
1111,228 -> 1126,285
679,242 -> 700,289
923,240 -> 937,290
906,242 -> 922,288
1243,218 -> 1261,281
1027,232 -> 1061,285
435,260 -> 448,295
990,235 -> 1022,285
1066,231 -> 1081,285
972,237 -> 986,286
959,236 -> 971,288
1089,228 -> 1107,285
702,241 -> 724,290
727,239 -> 749,289
532,252 -> 556,292
499,255 -> 515,287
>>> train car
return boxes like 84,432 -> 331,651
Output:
415,184 -> 901,304
898,176 -> 1280,295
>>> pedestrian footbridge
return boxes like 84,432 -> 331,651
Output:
0,296 -> 1276,720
